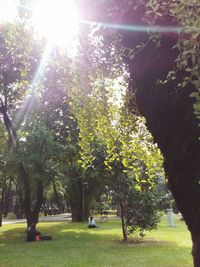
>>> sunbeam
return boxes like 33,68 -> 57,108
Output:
14,44 -> 52,125
81,20 -> 184,34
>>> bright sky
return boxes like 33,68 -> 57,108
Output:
31,0 -> 78,46
0,0 -> 79,48
0,0 -> 17,23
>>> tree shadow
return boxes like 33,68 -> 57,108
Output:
0,221 -> 186,248
0,221 -> 192,267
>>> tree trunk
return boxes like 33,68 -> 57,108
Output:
70,179 -> 84,222
120,201 -> 127,241
0,186 -> 5,227
126,34 -> 200,267
117,6 -> 200,265
117,203 -> 121,217
133,50 -> 200,266
191,233 -> 200,267
51,178 -> 64,212
69,179 -> 94,222
0,211 -> 2,227
3,178 -> 12,218
25,180 -> 43,227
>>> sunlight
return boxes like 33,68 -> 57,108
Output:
32,0 -> 78,47
0,0 -> 17,23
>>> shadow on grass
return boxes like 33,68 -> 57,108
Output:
0,221 -> 178,249
0,219 -> 193,267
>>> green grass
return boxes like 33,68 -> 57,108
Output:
0,217 -> 192,267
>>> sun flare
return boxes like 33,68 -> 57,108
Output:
0,0 -> 17,23
32,0 -> 78,47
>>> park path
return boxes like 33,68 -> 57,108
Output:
2,213 -> 72,225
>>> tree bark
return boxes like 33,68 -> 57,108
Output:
191,233 -> 200,267
3,177 -> 12,218
120,201 -> 127,241
70,179 -> 84,222
0,186 -> 5,227
69,178 -> 94,222
25,180 -> 43,227
1,108 -> 19,149
132,56 -> 200,266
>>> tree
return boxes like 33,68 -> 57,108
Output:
104,113 -> 163,241
78,1 -> 200,265
0,20 -> 77,226
70,28 -> 163,232
66,26 -> 123,221
0,21 -> 48,226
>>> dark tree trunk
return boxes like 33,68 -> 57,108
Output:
0,211 -> 2,227
0,186 -> 5,227
117,203 -> 121,217
1,108 -> 19,149
124,27 -> 200,267
120,201 -> 127,241
3,178 -> 12,218
191,232 -> 200,267
25,180 -> 44,227
69,179 -> 94,222
70,180 -> 84,222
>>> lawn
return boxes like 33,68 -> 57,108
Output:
0,217 -> 192,267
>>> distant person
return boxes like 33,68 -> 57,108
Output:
27,221 -> 52,241
88,216 -> 98,228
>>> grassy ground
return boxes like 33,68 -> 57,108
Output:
0,217 -> 192,267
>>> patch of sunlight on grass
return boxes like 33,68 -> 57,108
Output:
147,217 -> 192,248
0,216 -> 193,267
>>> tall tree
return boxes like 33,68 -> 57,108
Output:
0,22 -> 41,226
78,1 -> 200,265
0,21 -> 72,226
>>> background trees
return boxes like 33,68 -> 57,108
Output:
0,22 -> 44,226
0,1 -> 168,248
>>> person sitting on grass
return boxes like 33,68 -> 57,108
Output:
88,216 -> 99,228
27,221 -> 52,241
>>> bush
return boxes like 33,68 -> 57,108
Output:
125,188 -> 161,238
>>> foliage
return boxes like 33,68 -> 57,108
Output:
126,187 -> 161,237
140,0 -> 200,123
0,6 -> 167,228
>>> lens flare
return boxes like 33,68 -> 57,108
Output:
32,0 -> 78,47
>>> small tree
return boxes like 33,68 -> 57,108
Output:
111,162 -> 162,241
125,186 -> 161,238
